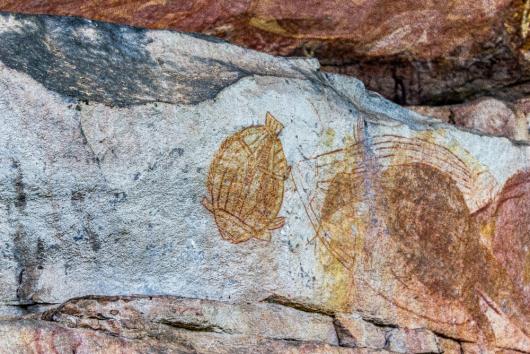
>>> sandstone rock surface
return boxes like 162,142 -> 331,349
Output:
1,1 -> 530,105
410,97 -> 530,141
0,13 -> 529,353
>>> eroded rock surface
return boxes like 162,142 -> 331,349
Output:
0,13 -> 529,353
2,1 -> 530,105
410,97 -> 530,141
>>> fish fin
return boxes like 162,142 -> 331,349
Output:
202,197 -> 214,212
265,112 -> 284,135
268,216 -> 286,230
254,230 -> 272,242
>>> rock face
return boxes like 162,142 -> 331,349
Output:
410,97 -> 530,141
1,1 -> 530,106
0,13 -> 529,353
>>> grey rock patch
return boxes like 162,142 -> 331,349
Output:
334,313 -> 387,349
0,13 -> 318,107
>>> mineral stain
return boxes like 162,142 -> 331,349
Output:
0,13 -> 247,107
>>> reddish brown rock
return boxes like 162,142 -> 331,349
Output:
490,171 -> 530,295
385,327 -> 440,353
437,338 -> 462,354
0,319 -> 373,354
0,0 -> 514,60
0,296 -> 396,353
409,97 -> 530,140
0,320 -> 197,354
461,343 -> 484,354
1,0 -> 530,105
474,171 -> 530,305
45,296 -> 339,345
3,294 -> 527,353
452,98 -> 520,139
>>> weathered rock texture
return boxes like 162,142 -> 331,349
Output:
410,97 -> 530,141
0,13 -> 529,353
1,0 -> 530,106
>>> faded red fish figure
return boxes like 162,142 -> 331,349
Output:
203,112 -> 290,243
293,132 -> 530,345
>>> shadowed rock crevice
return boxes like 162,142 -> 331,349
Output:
262,294 -> 336,316
322,48 -> 529,107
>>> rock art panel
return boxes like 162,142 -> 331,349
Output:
203,112 -> 289,243
292,125 -> 530,348
293,130 -> 497,269
0,13 -> 529,353
382,163 -> 530,346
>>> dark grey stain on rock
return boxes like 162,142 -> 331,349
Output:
84,224 -> 101,253
0,14 -> 160,107
320,38 -> 530,106
9,161 -> 44,303
13,227 -> 45,303
0,13 -> 248,107
11,159 -> 26,211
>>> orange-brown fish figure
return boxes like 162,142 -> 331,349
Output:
203,112 -> 290,243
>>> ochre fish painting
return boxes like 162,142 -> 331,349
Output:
203,112 -> 290,243
292,130 -> 530,343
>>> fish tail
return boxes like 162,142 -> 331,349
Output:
254,230 -> 272,242
265,112 -> 284,136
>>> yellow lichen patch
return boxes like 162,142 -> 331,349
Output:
479,221 -> 495,253
414,129 -> 438,144
524,251 -> 530,285
249,17 -> 288,35
521,0 -> 530,39
342,134 -> 357,150
302,143 -> 366,312
19,330 -> 34,351
514,0 -> 530,52
315,237 -> 354,312
322,128 -> 335,148
316,168 -> 370,271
